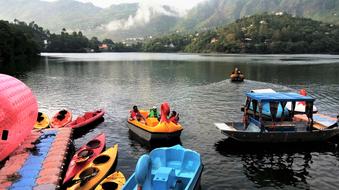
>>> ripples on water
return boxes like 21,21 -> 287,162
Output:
4,53 -> 339,189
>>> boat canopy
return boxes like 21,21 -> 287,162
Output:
243,92 -> 315,130
246,92 -> 314,103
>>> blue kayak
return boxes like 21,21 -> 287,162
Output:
123,145 -> 203,190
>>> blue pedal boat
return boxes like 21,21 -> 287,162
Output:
123,145 -> 203,190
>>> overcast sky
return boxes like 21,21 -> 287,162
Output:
43,0 -> 207,10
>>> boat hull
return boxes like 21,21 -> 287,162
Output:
63,133 -> 106,184
34,112 -> 50,129
123,145 -> 202,190
67,145 -> 118,190
50,110 -> 72,128
66,109 -> 105,129
220,127 -> 339,143
127,122 -> 182,142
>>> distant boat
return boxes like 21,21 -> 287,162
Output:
230,67 -> 244,82
215,90 -> 339,143
123,145 -> 203,190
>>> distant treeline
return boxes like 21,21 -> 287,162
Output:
2,13 -> 339,62
145,13 -> 339,54
0,20 -> 40,62
0,19 -> 140,62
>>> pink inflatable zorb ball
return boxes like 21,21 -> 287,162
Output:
0,74 -> 38,161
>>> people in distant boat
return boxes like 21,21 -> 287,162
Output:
148,106 -> 159,119
169,111 -> 180,124
130,105 -> 146,123
231,67 -> 242,75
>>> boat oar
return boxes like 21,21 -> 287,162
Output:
66,171 -> 98,187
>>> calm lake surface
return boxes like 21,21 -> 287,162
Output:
2,53 -> 339,189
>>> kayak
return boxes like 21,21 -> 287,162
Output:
0,74 -> 38,162
127,103 -> 183,142
66,109 -> 105,129
67,145 -> 118,190
95,171 -> 126,190
50,109 -> 72,128
63,133 -> 106,184
123,145 -> 203,190
34,112 -> 50,129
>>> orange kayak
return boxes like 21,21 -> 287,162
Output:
50,109 -> 72,128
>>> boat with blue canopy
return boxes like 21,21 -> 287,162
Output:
215,90 -> 339,143
122,145 -> 203,190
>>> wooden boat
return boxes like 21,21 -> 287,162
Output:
66,109 -> 105,129
215,90 -> 339,143
122,145 -> 203,190
127,102 -> 183,142
34,112 -> 50,129
67,145 -> 118,190
95,171 -> 126,190
63,133 -> 106,184
50,109 -> 72,128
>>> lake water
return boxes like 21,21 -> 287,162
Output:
2,53 -> 339,189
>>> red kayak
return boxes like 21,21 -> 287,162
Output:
63,133 -> 106,184
66,109 -> 105,129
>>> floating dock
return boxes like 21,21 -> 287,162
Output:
0,128 -> 72,190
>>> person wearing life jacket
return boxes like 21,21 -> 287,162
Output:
130,105 -> 146,123
169,111 -> 180,124
147,106 -> 159,119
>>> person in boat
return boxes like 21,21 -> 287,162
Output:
147,106 -> 159,119
231,67 -> 242,74
169,111 -> 180,124
130,105 -> 146,123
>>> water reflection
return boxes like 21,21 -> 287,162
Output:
215,139 -> 339,188
2,53 -> 339,189
127,130 -> 182,152
0,57 -> 40,79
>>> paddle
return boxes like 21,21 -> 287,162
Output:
66,170 -> 98,187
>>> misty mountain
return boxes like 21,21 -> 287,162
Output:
0,0 -> 179,40
1,0 -> 339,40
179,0 -> 339,31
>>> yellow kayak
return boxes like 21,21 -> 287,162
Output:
34,112 -> 50,129
67,145 -> 118,190
95,171 -> 126,190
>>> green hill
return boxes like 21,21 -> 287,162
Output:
145,14 -> 339,54
178,0 -> 339,31
1,0 -> 339,40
